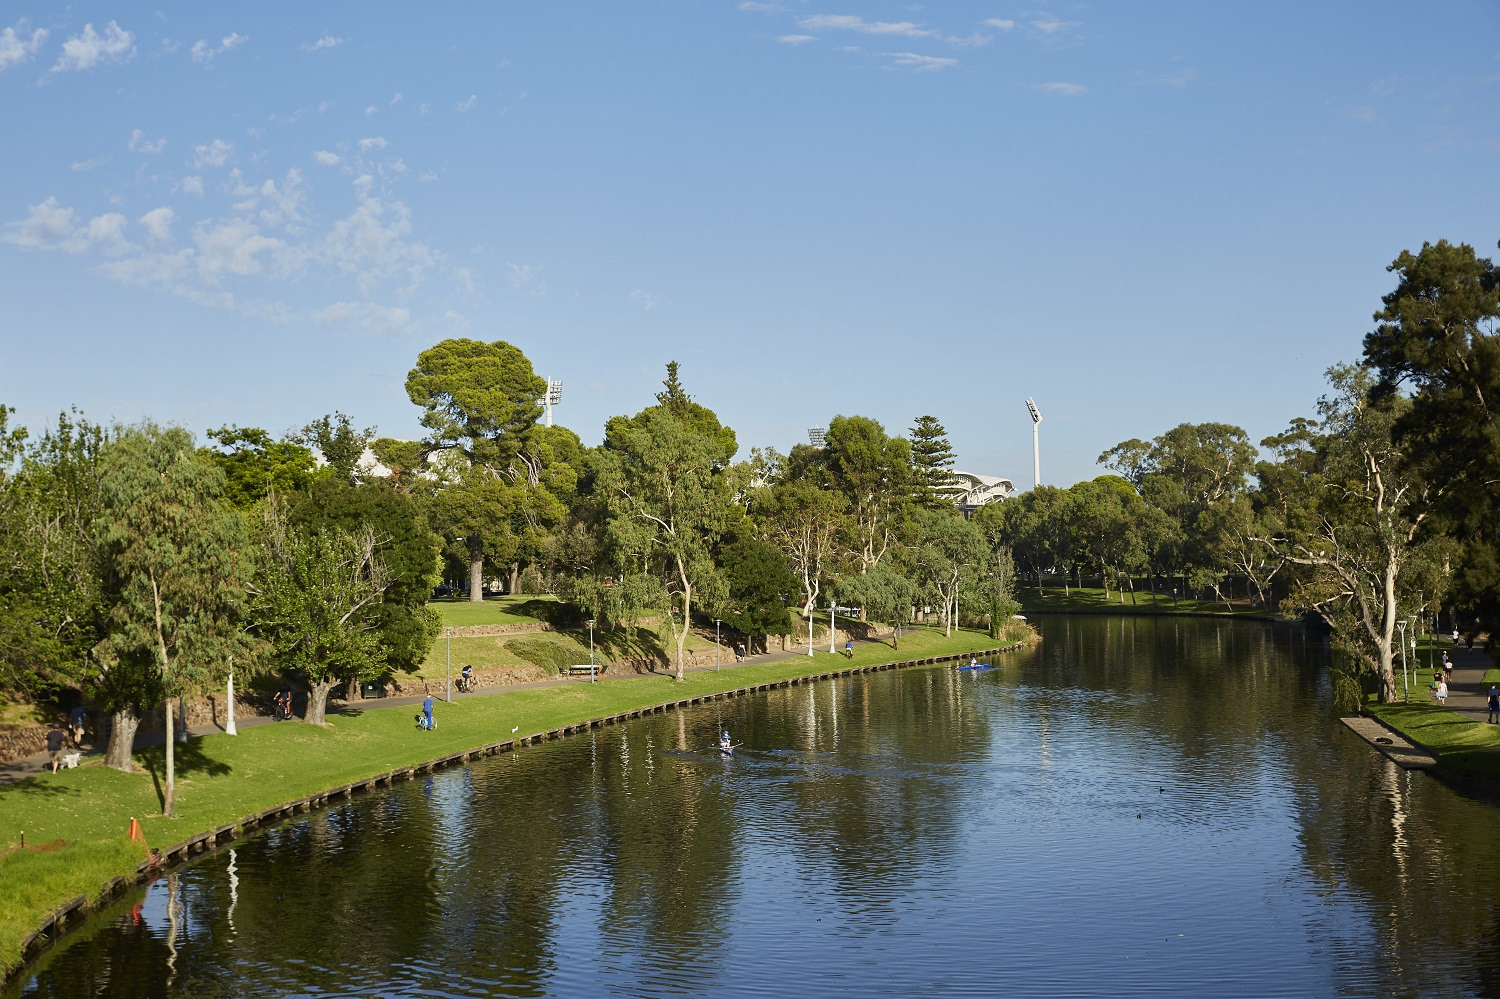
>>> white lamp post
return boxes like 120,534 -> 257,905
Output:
587,618 -> 596,681
226,655 -> 237,736
1026,398 -> 1043,489
807,606 -> 814,657
445,627 -> 452,703
544,378 -> 563,427
714,619 -> 722,670
829,604 -> 837,655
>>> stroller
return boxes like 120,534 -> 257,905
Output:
415,712 -> 437,731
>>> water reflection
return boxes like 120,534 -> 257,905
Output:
15,617 -> 1500,998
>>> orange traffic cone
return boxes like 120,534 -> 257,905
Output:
128,817 -> 143,843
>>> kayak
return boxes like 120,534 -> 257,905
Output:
956,663 -> 993,671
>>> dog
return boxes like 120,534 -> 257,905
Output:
59,752 -> 81,769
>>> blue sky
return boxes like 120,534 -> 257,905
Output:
3,2 -> 1497,489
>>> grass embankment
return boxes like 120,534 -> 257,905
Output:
0,623 -> 1027,978
430,594 -> 566,629
1016,586 -> 1267,617
1365,698 -> 1500,781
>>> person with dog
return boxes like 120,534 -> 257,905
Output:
46,723 -> 68,774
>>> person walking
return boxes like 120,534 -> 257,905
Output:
1488,685 -> 1500,725
422,693 -> 435,731
1436,678 -> 1449,705
1444,653 -> 1454,683
46,723 -> 67,774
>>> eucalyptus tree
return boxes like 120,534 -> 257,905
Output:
751,478 -> 847,645
1260,365 -> 1451,703
970,503 -> 1019,637
910,508 -> 988,636
597,364 -> 738,680
998,485 -> 1068,593
95,424 -> 249,810
822,415 -> 913,574
1362,238 -> 1500,629
835,567 -> 917,648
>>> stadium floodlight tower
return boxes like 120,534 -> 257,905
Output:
544,378 -> 563,427
808,427 -> 827,448
1026,398 -> 1042,489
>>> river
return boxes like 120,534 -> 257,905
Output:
13,616 -> 1500,998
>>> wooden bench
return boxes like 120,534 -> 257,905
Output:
566,663 -> 603,677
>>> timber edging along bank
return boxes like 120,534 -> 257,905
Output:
11,641 -> 1028,975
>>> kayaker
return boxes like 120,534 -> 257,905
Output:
720,729 -> 732,753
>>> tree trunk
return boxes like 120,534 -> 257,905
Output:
163,695 -> 175,817
509,562 -> 521,595
105,707 -> 140,772
468,540 -> 484,602
304,677 -> 337,725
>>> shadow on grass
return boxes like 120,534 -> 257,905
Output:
138,738 -> 232,810
0,774 -> 80,799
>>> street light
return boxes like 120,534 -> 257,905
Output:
585,618 -> 597,681
226,655 -> 237,736
1397,618 -> 1409,703
829,604 -> 837,655
714,618 -> 722,670
807,605 -> 814,657
808,427 -> 827,448
445,627 -> 453,702
1026,398 -> 1043,489
544,378 -> 564,427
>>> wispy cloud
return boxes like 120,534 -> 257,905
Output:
507,263 -> 546,295
1031,81 -> 1085,96
886,52 -> 957,72
313,301 -> 411,334
1349,107 -> 1376,123
1133,65 -> 1197,88
778,34 -> 817,45
800,14 -> 938,39
628,289 -> 658,311
1030,17 -> 1080,35
70,156 -> 110,172
129,129 -> 166,154
456,94 -> 477,112
357,137 -> 388,152
983,18 -> 1015,30
193,139 -> 234,168
312,150 -> 341,167
52,21 -> 135,72
302,35 -> 344,53
191,32 -> 247,65
0,23 -> 48,71
738,1 -> 784,11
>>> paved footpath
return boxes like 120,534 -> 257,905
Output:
1433,639 -> 1495,723
0,638 -> 872,787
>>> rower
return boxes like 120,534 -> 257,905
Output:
719,729 -> 733,753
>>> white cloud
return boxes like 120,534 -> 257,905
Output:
419,170 -> 438,183
800,14 -> 937,38
390,92 -> 403,105
312,301 -> 411,334
193,139 -> 234,168
507,262 -> 545,295
312,150 -> 341,167
320,186 -> 439,296
179,176 -> 205,196
71,156 -> 110,172
1135,65 -> 1197,88
738,1 -> 783,10
1030,18 -> 1080,35
191,32 -> 247,65
129,129 -> 166,154
139,206 -> 176,247
2,198 -> 87,251
0,23 -> 48,71
628,289 -> 658,311
456,94 -> 477,112
1349,107 -> 1376,123
1032,81 -> 1085,96
778,34 -> 817,45
194,217 -> 290,285
357,136 -> 387,152
85,213 -> 131,256
52,21 -> 135,72
886,52 -> 957,71
983,18 -> 1015,30
302,35 -> 344,52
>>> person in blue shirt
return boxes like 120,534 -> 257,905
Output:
422,693 -> 434,730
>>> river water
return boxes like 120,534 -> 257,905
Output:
14,616 -> 1500,998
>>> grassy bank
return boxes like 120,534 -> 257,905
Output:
1365,698 -> 1500,781
0,623 -> 1030,980
1016,586 -> 1268,617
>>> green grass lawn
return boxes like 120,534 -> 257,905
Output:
1016,586 -> 1266,617
1365,697 -> 1500,780
417,623 -> 720,679
0,623 -> 1027,978
430,595 -> 566,629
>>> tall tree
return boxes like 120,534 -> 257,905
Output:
1362,238 -> 1500,630
1259,366 -> 1451,703
404,339 -> 555,599
751,479 -> 847,646
95,425 -> 249,809
910,508 -> 988,636
250,499 -> 390,724
597,364 -> 738,680
909,415 -> 958,510
717,536 -> 798,653
823,415 -> 913,574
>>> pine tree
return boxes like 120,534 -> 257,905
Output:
909,415 -> 958,510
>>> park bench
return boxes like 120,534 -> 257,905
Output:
566,663 -> 604,678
